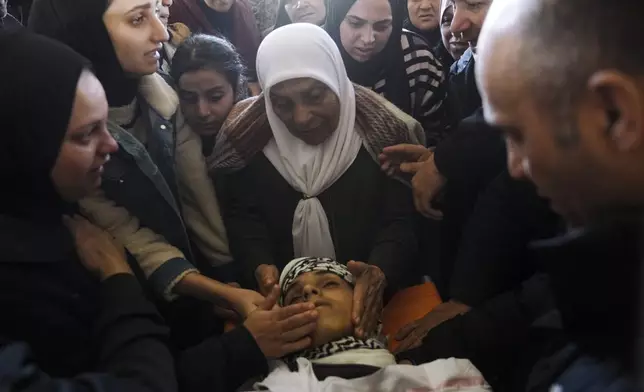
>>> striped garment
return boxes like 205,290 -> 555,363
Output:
373,30 -> 447,146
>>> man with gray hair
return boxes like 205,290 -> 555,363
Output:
476,0 -> 644,389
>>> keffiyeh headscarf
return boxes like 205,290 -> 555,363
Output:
279,257 -> 354,306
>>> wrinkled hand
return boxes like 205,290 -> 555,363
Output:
255,264 -> 280,297
348,261 -> 386,339
403,153 -> 446,220
393,300 -> 471,354
244,285 -> 319,359
379,144 -> 433,176
63,214 -> 131,281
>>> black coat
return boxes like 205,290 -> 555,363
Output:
221,147 -> 419,292
0,13 -> 21,31
430,108 -> 507,294
400,218 -> 643,391
448,171 -> 560,306
445,49 -> 481,126
0,213 -> 268,392
0,215 -> 176,392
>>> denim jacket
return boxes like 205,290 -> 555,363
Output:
80,73 -> 231,300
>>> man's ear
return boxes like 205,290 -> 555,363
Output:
588,71 -> 644,152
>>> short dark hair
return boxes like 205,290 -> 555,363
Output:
171,33 -> 247,100
513,0 -> 644,144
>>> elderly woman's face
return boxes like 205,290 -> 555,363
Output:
283,271 -> 354,347
270,77 -> 341,146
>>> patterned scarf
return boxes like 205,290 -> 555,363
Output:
279,257 -> 354,306
207,84 -> 419,184
289,336 -> 386,364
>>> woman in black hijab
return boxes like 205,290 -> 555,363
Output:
28,0 -> 268,321
0,30 -> 176,391
325,0 -> 448,146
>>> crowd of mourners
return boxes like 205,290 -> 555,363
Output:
1,0 -> 643,390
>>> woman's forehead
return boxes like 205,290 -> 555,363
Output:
271,78 -> 329,96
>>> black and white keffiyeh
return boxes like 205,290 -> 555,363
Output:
291,336 -> 385,362
279,257 -> 355,306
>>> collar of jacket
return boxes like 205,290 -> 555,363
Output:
138,73 -> 178,121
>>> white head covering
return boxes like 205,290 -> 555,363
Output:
258,23 -> 363,259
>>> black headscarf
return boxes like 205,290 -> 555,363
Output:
403,18 -> 441,48
0,30 -> 90,223
325,0 -> 411,113
28,0 -> 139,107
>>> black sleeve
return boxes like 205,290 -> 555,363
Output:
368,176 -> 419,292
449,171 -> 560,306
433,109 -> 506,184
396,273 -> 556,390
177,326 -> 268,392
221,168 -> 275,289
0,274 -> 176,392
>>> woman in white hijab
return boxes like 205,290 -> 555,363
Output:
210,23 -> 425,337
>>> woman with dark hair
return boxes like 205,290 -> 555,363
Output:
0,30 -> 176,392
169,0 -> 262,94
168,33 -> 248,281
404,0 -> 441,48
325,0 -> 447,146
172,33 -> 248,151
29,0 -> 266,324
273,0 -> 327,30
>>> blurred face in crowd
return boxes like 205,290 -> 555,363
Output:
270,77 -> 341,146
51,71 -> 118,202
0,0 -> 7,18
449,0 -> 492,57
178,68 -> 235,137
408,0 -> 440,32
340,0 -> 393,62
204,0 -> 235,13
440,1 -> 466,59
104,0 -> 169,76
285,0 -> 327,25
477,0 -> 644,226
159,0 -> 172,26
283,271 -> 354,347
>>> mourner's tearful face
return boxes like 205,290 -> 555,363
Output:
283,271 -> 355,348
51,71 -> 118,202
270,77 -> 341,146
103,0 -> 169,76
339,0 -> 393,62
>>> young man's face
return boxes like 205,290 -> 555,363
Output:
283,271 -> 354,347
